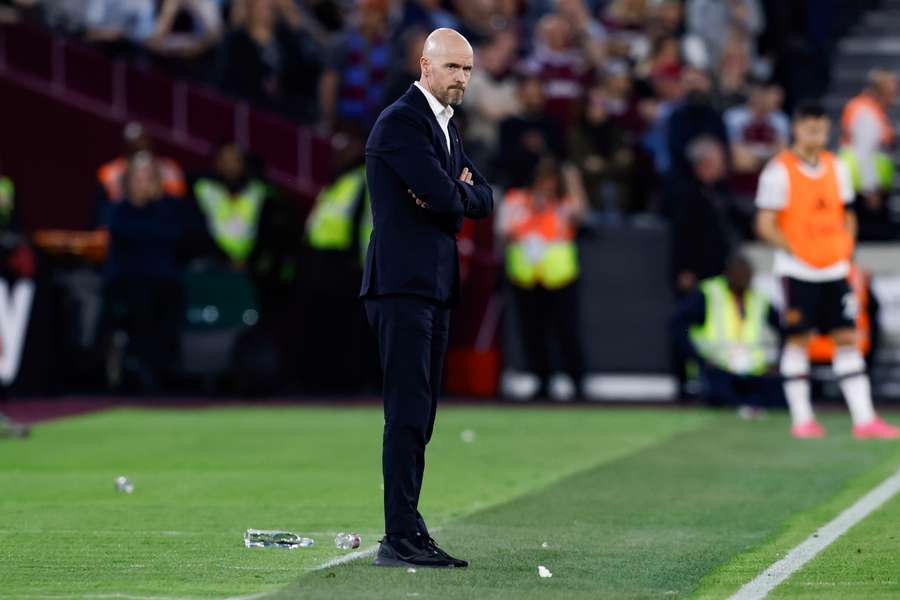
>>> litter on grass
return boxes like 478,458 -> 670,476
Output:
461,429 -> 476,443
541,542 -> 549,548
407,568 -> 417,574
114,476 -> 135,494
538,565 -> 553,578
244,529 -> 314,549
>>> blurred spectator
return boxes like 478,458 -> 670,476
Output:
190,142 -> 298,312
102,153 -> 188,392
319,0 -> 392,130
639,62 -> 684,176
381,28 -> 428,108
0,165 -> 36,280
522,13 -> 594,128
568,77 -> 641,213
686,0 -> 763,69
461,30 -> 521,170
724,80 -> 788,236
84,0 -> 157,48
498,157 -> 587,401
714,29 -> 753,110
495,76 -> 565,187
667,67 -> 729,179
452,0 -> 512,46
399,0 -> 459,34
669,136 -> 737,294
839,69 -> 898,240
218,0 -> 322,120
145,0 -> 224,72
554,0 -> 607,68
94,123 -> 186,227
671,254 -> 782,407
299,129 -> 374,391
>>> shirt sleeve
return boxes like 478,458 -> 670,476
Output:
754,160 -> 789,210
835,157 -> 855,204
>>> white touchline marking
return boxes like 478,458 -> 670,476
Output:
729,467 -> 900,600
313,545 -> 380,571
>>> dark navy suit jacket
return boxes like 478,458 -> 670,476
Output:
360,84 -> 494,304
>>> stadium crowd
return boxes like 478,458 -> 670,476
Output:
0,0 -> 893,399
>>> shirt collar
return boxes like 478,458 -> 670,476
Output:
414,81 -> 454,121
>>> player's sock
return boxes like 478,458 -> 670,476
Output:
833,346 -> 876,426
781,344 -> 814,426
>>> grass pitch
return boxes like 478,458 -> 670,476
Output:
1,405 -> 899,599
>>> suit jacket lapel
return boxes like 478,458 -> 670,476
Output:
449,121 -> 461,177
403,85 -> 452,174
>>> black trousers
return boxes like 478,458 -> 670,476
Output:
511,282 -> 584,380
364,294 -> 449,538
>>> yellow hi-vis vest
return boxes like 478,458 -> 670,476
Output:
689,276 -> 769,376
305,166 -> 372,264
0,176 -> 14,227
838,147 -> 894,192
194,178 -> 267,262
503,189 -> 579,290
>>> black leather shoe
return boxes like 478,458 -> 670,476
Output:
373,535 -> 468,568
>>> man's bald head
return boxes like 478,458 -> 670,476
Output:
419,28 -> 474,107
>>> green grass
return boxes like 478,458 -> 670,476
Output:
1,406 -> 899,599
0,405 -> 710,598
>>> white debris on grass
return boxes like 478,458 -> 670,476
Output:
541,542 -> 549,548
407,568 -> 417,574
460,429 -> 476,443
538,565 -> 553,578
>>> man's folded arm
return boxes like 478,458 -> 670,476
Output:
369,111 -> 466,217
459,148 -> 493,219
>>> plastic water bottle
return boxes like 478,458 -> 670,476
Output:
334,532 -> 361,550
114,476 -> 135,494
244,529 -> 314,549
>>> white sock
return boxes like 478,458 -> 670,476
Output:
781,344 -> 814,426
833,346 -> 876,426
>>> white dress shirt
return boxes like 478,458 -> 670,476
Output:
414,81 -> 453,157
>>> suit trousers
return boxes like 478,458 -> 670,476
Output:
364,294 -> 450,537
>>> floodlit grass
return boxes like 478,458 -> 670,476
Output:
1,405 -> 899,599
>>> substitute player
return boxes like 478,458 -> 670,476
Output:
755,102 -> 899,439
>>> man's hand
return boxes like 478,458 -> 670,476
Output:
459,167 -> 473,185
408,188 -> 428,209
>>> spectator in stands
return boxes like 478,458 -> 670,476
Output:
671,254 -> 782,407
0,163 -> 36,281
460,30 -> 521,171
554,0 -> 607,68
84,0 -> 157,49
218,0 -> 322,120
94,122 -> 186,227
319,0 -> 392,130
102,152 -> 188,392
568,67 -> 642,213
714,28 -> 753,110
381,28 -> 428,108
840,68 -> 899,240
190,142 -> 298,313
522,13 -> 594,128
686,0 -> 763,70
669,136 -> 737,295
399,0 -> 459,34
725,80 -> 788,236
667,67 -> 730,179
300,128 -> 374,391
498,157 -> 587,401
496,75 -> 565,188
145,0 -> 224,73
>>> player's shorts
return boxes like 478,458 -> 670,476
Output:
780,276 -> 856,336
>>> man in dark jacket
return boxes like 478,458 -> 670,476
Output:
361,28 -> 493,568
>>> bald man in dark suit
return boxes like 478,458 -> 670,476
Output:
361,28 -> 493,568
